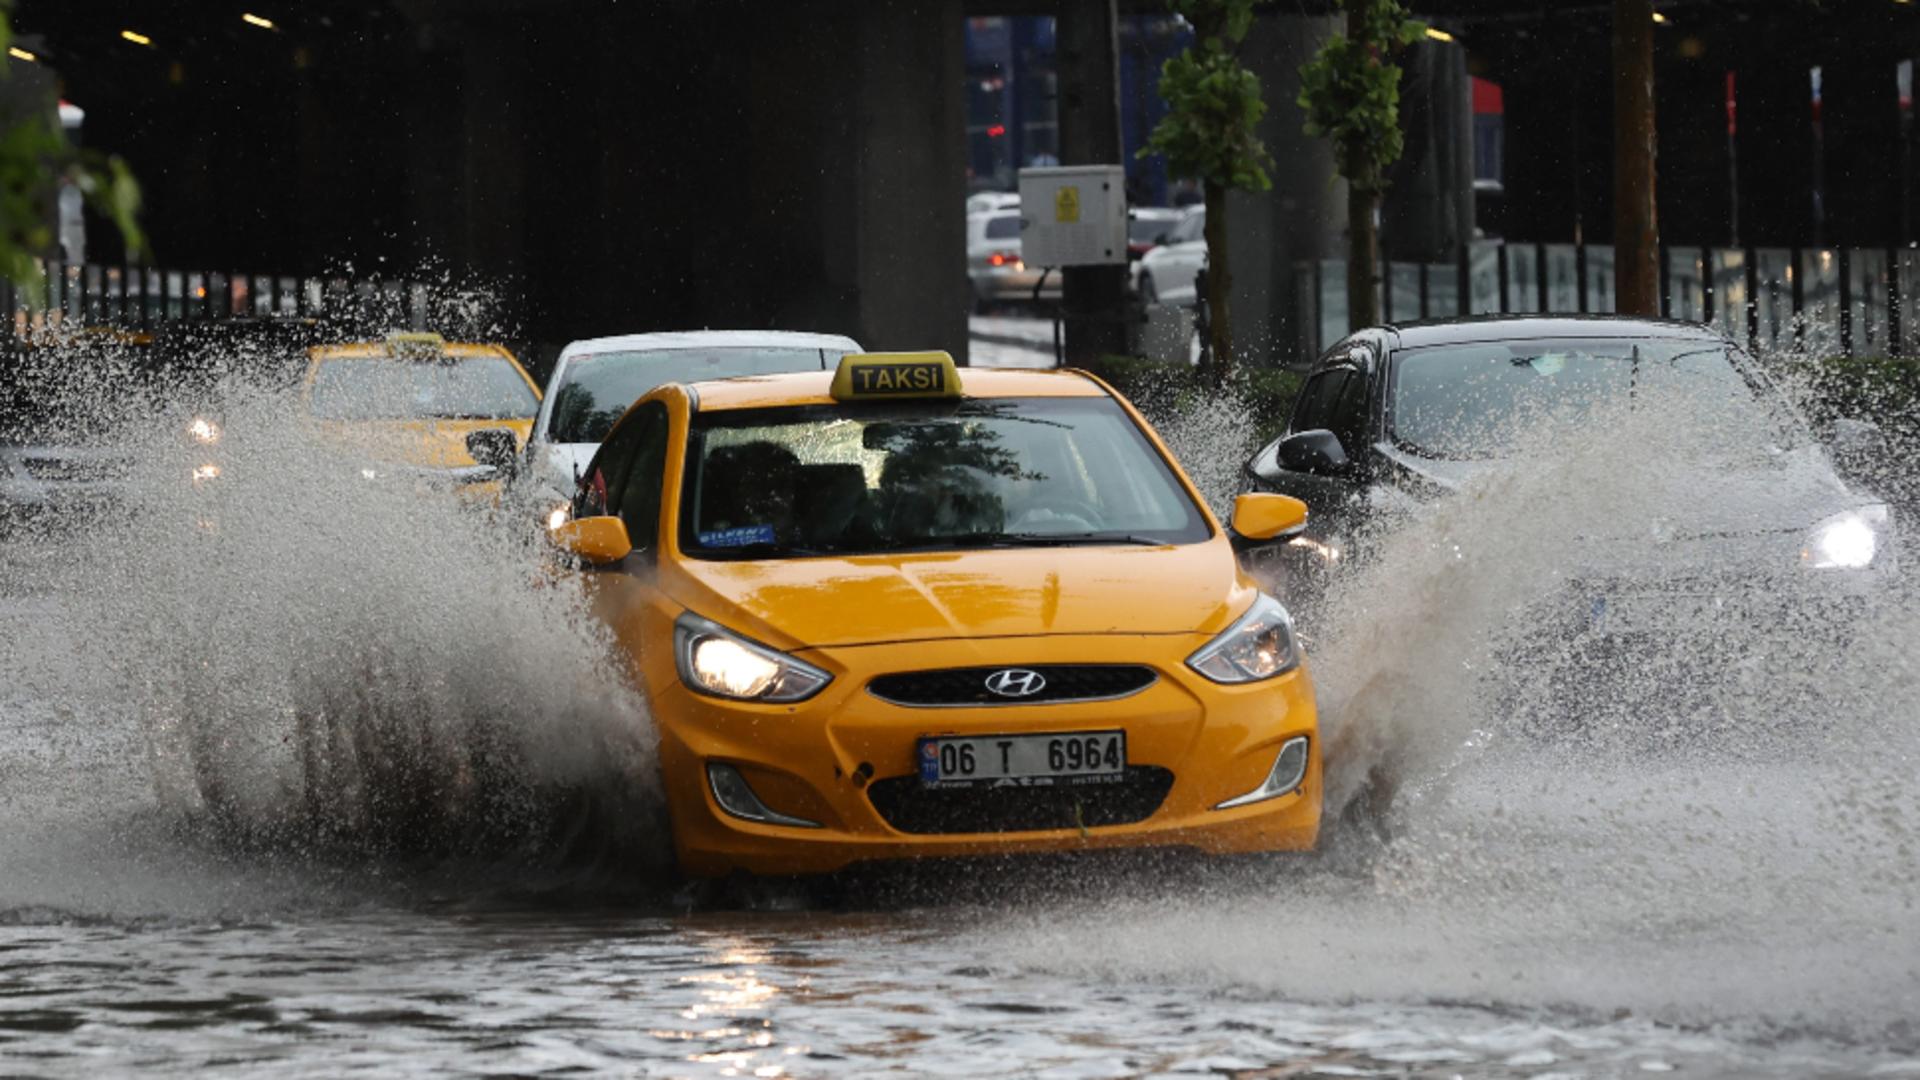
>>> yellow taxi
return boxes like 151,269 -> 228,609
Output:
552,351 -> 1319,878
303,332 -> 541,493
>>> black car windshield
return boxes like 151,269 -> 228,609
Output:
680,397 -> 1210,558
547,347 -> 844,444
308,356 -> 537,421
983,215 -> 1021,240
1389,338 -> 1781,459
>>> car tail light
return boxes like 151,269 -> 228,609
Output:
987,251 -> 1023,269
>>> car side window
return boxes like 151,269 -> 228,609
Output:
1291,370 -> 1353,436
576,405 -> 651,519
615,403 -> 671,549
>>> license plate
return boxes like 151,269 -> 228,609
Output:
917,730 -> 1126,788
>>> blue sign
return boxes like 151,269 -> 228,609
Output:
698,524 -> 777,548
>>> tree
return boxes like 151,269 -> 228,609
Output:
1297,0 -> 1423,331
1141,0 -> 1272,383
0,8 -> 144,296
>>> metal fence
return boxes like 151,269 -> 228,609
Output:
13,261 -> 434,334
1301,242 -> 1920,359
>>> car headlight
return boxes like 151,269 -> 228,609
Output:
545,501 -> 572,531
1802,504 -> 1890,570
673,612 -> 831,703
187,417 -> 221,444
1186,593 -> 1300,684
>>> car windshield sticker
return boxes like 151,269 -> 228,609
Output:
699,524 -> 777,547
1528,352 -> 1569,376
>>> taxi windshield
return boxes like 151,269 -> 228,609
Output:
1389,339 -> 1783,459
308,356 -> 538,421
548,346 -> 847,444
680,397 -> 1210,558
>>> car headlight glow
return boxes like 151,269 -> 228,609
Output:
673,612 -> 831,703
191,463 -> 221,483
1802,504 -> 1889,570
187,417 -> 221,444
546,502 -> 572,531
1187,593 -> 1300,684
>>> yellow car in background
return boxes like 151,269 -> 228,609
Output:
552,351 -> 1321,878
303,332 -> 541,495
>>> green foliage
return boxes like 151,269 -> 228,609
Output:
1296,0 -> 1424,193
0,6 -> 146,297
1140,0 -> 1273,194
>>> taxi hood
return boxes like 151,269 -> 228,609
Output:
663,541 -> 1250,650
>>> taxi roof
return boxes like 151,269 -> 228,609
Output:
308,341 -> 516,361
686,367 -> 1107,411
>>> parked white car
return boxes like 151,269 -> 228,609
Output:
967,208 -> 1059,311
514,330 -> 862,527
1134,206 -> 1207,306
966,190 -> 1020,216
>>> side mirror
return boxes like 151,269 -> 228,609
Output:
1230,492 -> 1308,542
1277,430 -> 1351,477
550,515 -> 633,566
1246,429 -> 1352,484
466,428 -> 519,473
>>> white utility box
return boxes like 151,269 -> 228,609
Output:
1017,164 -> 1127,267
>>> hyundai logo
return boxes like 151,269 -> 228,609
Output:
984,668 -> 1047,698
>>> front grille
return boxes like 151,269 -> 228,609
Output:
867,664 -> 1157,707
867,767 -> 1174,834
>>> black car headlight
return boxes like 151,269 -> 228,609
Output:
1186,593 -> 1300,684
1801,504 -> 1890,571
673,612 -> 832,703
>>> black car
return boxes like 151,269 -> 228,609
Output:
1243,316 -> 1894,629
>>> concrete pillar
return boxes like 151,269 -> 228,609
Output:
1227,13 -> 1345,366
1056,0 -> 1129,365
849,0 -> 969,360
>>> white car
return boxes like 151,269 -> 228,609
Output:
967,208 -> 1059,311
1134,206 -> 1207,306
516,330 -> 862,526
966,191 -> 1020,216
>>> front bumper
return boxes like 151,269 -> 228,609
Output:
653,634 -> 1321,878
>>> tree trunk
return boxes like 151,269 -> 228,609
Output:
1612,0 -> 1660,315
1202,177 -> 1233,382
1347,181 -> 1379,330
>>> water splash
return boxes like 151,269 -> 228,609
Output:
0,332 -> 666,918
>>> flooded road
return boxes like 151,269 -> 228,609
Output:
2,369 -> 1918,1077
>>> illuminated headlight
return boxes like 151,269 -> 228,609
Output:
673,612 -> 831,703
1187,593 -> 1300,684
1802,504 -> 1889,570
191,463 -> 221,483
186,417 -> 221,444
1214,736 -> 1310,810
545,501 -> 572,531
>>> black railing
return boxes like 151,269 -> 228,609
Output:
1300,242 -> 1920,360
13,261 -> 433,335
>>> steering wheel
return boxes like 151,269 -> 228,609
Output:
1006,497 -> 1104,533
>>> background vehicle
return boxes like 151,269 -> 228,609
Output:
967,208 -> 1056,311
304,333 -> 541,495
1127,206 -> 1183,261
518,330 -> 861,526
1244,317 -> 1894,653
1133,206 -> 1206,306
965,191 -> 1020,216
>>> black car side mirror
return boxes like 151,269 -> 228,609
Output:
1247,429 -> 1351,484
466,428 -> 520,474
